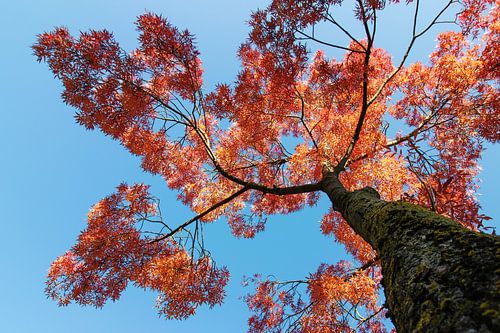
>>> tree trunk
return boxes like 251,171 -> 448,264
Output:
321,171 -> 500,333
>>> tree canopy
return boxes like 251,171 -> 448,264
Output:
34,0 -> 498,331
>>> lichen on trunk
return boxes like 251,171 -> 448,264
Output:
321,171 -> 500,332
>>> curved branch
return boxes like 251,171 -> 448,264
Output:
337,0 -> 455,172
366,0 -> 455,108
138,70 -> 323,196
214,163 -> 322,195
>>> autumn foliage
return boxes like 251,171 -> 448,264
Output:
34,0 -> 498,331
46,184 -> 229,319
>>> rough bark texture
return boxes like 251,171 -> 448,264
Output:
322,171 -> 500,333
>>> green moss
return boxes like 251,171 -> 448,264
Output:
415,263 -> 428,277
480,302 -> 500,319
480,302 -> 490,310
482,309 -> 499,318
326,179 -> 500,332
429,281 -> 439,292
439,298 -> 452,310
415,300 -> 438,331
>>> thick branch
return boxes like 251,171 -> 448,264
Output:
214,163 -> 322,195
337,19 -> 373,170
143,83 -> 322,196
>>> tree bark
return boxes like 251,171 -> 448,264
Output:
321,171 -> 500,333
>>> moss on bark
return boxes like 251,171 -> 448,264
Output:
322,172 -> 500,332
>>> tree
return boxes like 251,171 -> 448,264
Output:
33,0 -> 499,332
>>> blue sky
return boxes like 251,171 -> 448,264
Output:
1,1 -> 498,332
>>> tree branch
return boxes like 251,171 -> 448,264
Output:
366,0 -> 455,108
295,86 -> 319,150
336,3 -> 373,170
294,29 -> 364,53
324,13 -> 366,50
149,186 -> 250,243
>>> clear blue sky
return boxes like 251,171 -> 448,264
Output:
1,1 -> 498,332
